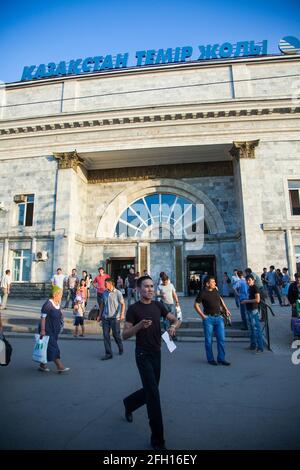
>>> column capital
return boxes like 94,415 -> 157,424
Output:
53,150 -> 84,171
229,140 -> 259,160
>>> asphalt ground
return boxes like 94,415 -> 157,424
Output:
0,322 -> 299,451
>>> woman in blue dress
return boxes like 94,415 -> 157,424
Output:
38,285 -> 70,373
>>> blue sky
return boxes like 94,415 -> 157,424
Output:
0,0 -> 300,83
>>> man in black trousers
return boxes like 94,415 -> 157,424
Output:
122,275 -> 180,451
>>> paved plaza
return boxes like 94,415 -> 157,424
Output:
0,296 -> 299,451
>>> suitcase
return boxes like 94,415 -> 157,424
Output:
291,317 -> 300,336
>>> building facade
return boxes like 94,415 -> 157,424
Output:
0,53 -> 300,294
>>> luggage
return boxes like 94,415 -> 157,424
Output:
0,333 -> 13,366
291,317 -> 300,336
88,305 -> 99,321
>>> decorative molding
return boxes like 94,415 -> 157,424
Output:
229,140 -> 260,160
53,150 -> 84,170
0,107 -> 299,136
88,161 -> 233,183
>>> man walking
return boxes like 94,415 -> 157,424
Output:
194,276 -> 231,366
1,269 -> 12,310
122,275 -> 180,451
266,265 -> 282,305
97,278 -> 125,360
93,267 -> 110,308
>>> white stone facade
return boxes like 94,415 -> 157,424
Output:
0,54 -> 300,293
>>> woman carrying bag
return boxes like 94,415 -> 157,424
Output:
38,285 -> 70,373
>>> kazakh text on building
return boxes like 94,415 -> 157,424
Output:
21,40 -> 268,81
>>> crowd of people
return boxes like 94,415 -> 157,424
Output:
1,262 -> 300,451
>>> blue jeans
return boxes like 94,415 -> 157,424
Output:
97,292 -> 104,308
64,288 -> 76,308
202,315 -> 226,362
102,317 -> 123,356
161,302 -> 175,330
246,309 -> 264,350
127,288 -> 137,306
267,285 -> 282,305
239,303 -> 248,329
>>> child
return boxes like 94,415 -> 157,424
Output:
73,292 -> 85,338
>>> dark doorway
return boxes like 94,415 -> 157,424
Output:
107,258 -> 135,285
187,256 -> 216,296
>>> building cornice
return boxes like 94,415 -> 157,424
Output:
0,102 -> 299,138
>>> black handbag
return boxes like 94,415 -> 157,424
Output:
0,333 -> 13,366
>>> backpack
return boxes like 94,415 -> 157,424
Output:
0,334 -> 13,366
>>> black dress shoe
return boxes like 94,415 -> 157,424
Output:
151,442 -> 167,451
124,404 -> 133,423
208,360 -> 218,365
123,399 -> 133,422
101,355 -> 113,360
217,360 -> 231,366
119,350 -> 124,355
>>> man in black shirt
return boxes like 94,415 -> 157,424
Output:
122,275 -> 180,451
194,276 -> 231,366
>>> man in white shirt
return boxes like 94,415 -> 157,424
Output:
51,268 -> 66,290
1,269 -> 12,309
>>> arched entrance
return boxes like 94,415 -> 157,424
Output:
96,179 -> 226,293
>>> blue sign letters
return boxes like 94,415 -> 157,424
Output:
21,40 -> 269,81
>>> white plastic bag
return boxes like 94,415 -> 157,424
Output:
32,334 -> 49,364
175,305 -> 182,321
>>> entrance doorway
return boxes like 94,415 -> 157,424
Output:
107,258 -> 135,284
187,256 -> 216,296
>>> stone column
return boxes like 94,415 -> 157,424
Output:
285,228 -> 294,275
52,151 -> 85,274
229,140 -> 264,271
2,238 -> 9,274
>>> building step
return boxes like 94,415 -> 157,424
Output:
3,317 -> 249,338
10,283 -> 52,299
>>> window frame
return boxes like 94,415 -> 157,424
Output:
284,177 -> 300,220
12,249 -> 31,282
16,194 -> 34,227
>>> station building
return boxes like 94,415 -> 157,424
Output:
0,50 -> 300,295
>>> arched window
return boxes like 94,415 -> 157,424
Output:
114,193 -> 208,239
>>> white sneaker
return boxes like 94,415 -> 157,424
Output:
57,367 -> 70,373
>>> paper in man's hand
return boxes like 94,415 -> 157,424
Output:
161,331 -> 177,353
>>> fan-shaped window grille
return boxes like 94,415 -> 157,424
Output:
114,193 -> 208,239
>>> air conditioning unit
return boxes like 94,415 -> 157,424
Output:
35,251 -> 48,262
14,194 -> 26,204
